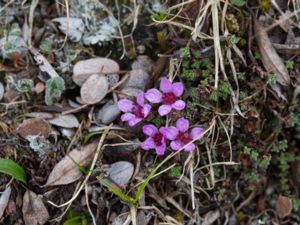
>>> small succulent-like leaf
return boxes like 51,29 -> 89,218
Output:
45,77 -> 65,105
63,215 -> 87,225
232,0 -> 246,7
0,158 -> 27,184
16,79 -> 34,92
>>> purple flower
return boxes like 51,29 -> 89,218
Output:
140,124 -> 167,155
160,117 -> 204,152
145,77 -> 185,116
118,92 -> 151,126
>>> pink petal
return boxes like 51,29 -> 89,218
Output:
170,140 -> 182,151
155,141 -> 166,155
176,117 -> 189,133
136,92 -> 145,106
128,118 -> 142,126
172,82 -> 184,97
145,88 -> 162,103
184,143 -> 196,152
121,113 -> 135,121
160,126 -> 178,140
141,137 -> 155,150
158,104 -> 172,116
160,77 -> 172,93
142,104 -> 151,118
143,124 -> 158,137
172,100 -> 186,111
118,99 -> 134,112
190,127 -> 204,140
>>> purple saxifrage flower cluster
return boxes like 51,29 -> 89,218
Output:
145,77 -> 185,116
118,77 -> 204,155
141,117 -> 204,155
118,92 -> 151,126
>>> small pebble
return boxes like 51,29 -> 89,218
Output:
95,102 -> 120,125
73,58 -> 119,86
120,69 -> 150,91
106,161 -> 134,187
48,114 -> 79,128
17,118 -> 52,139
118,87 -> 142,99
81,74 -> 109,104
131,55 -> 154,74
35,82 -> 45,94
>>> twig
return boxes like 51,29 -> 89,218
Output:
236,188 -> 258,212
0,0 -> 14,13
62,104 -> 89,115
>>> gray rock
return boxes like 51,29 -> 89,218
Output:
48,114 -> 79,128
95,101 -> 120,125
107,161 -> 134,187
118,87 -> 143,99
131,55 -> 154,74
80,74 -> 109,104
60,128 -> 75,139
121,69 -> 149,91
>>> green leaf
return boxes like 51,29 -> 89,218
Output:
63,215 -> 87,225
67,154 -> 90,175
0,158 -> 27,184
16,79 -> 34,93
98,177 -> 135,205
151,11 -> 168,21
133,161 -> 163,204
45,77 -> 65,105
232,0 -> 246,7
82,131 -> 103,144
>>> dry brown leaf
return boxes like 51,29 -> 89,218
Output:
275,195 -> 292,218
254,21 -> 290,86
44,141 -> 98,186
22,191 -> 49,225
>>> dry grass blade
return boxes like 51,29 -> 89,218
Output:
273,43 -> 300,55
0,186 -> 11,219
254,21 -> 290,86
